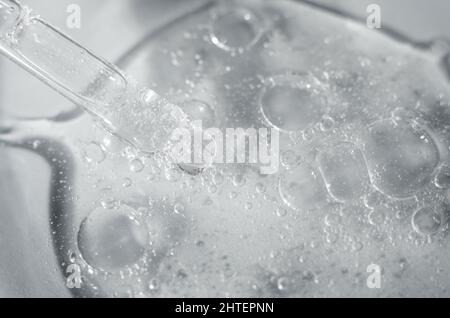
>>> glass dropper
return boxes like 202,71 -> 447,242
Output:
0,0 -> 188,154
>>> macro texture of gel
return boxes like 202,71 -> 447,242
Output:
3,0 -> 450,297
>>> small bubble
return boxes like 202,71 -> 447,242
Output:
203,197 -> 214,206
137,207 -> 148,216
129,158 -> 145,173
232,174 -> 246,187
174,203 -> 185,215
269,250 -> 279,259
434,164 -> 450,189
324,213 -> 341,227
364,192 -> 383,208
277,277 -> 289,291
302,127 -> 316,141
229,191 -> 238,199
310,240 -> 320,249
255,182 -> 267,194
209,7 -> 263,52
412,205 -> 443,236
325,231 -> 339,244
351,240 -> 364,252
83,142 -> 106,164
32,140 -> 41,149
396,209 -> 407,220
320,116 -> 335,131
122,178 -> 132,188
399,258 -> 409,271
368,208 -> 386,226
77,205 -> 148,272
148,279 -> 160,293
208,185 -> 218,194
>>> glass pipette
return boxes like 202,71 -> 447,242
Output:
0,0 -> 188,154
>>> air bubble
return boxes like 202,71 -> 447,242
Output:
77,205 -> 149,272
259,73 -> 327,132
434,164 -> 450,189
129,158 -> 145,173
351,240 -> 364,252
275,207 -> 288,217
363,119 -> 440,198
279,164 -> 328,211
363,191 -> 384,209
122,178 -> 132,188
277,277 -> 289,291
368,208 -> 387,226
412,205 -> 444,236
83,142 -> 106,164
208,185 -> 218,194
318,143 -> 369,202
255,182 -> 266,194
209,7 -> 263,52
325,231 -> 339,244
174,202 -> 186,215
148,279 -> 160,293
324,213 -> 341,227
320,116 -> 335,131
